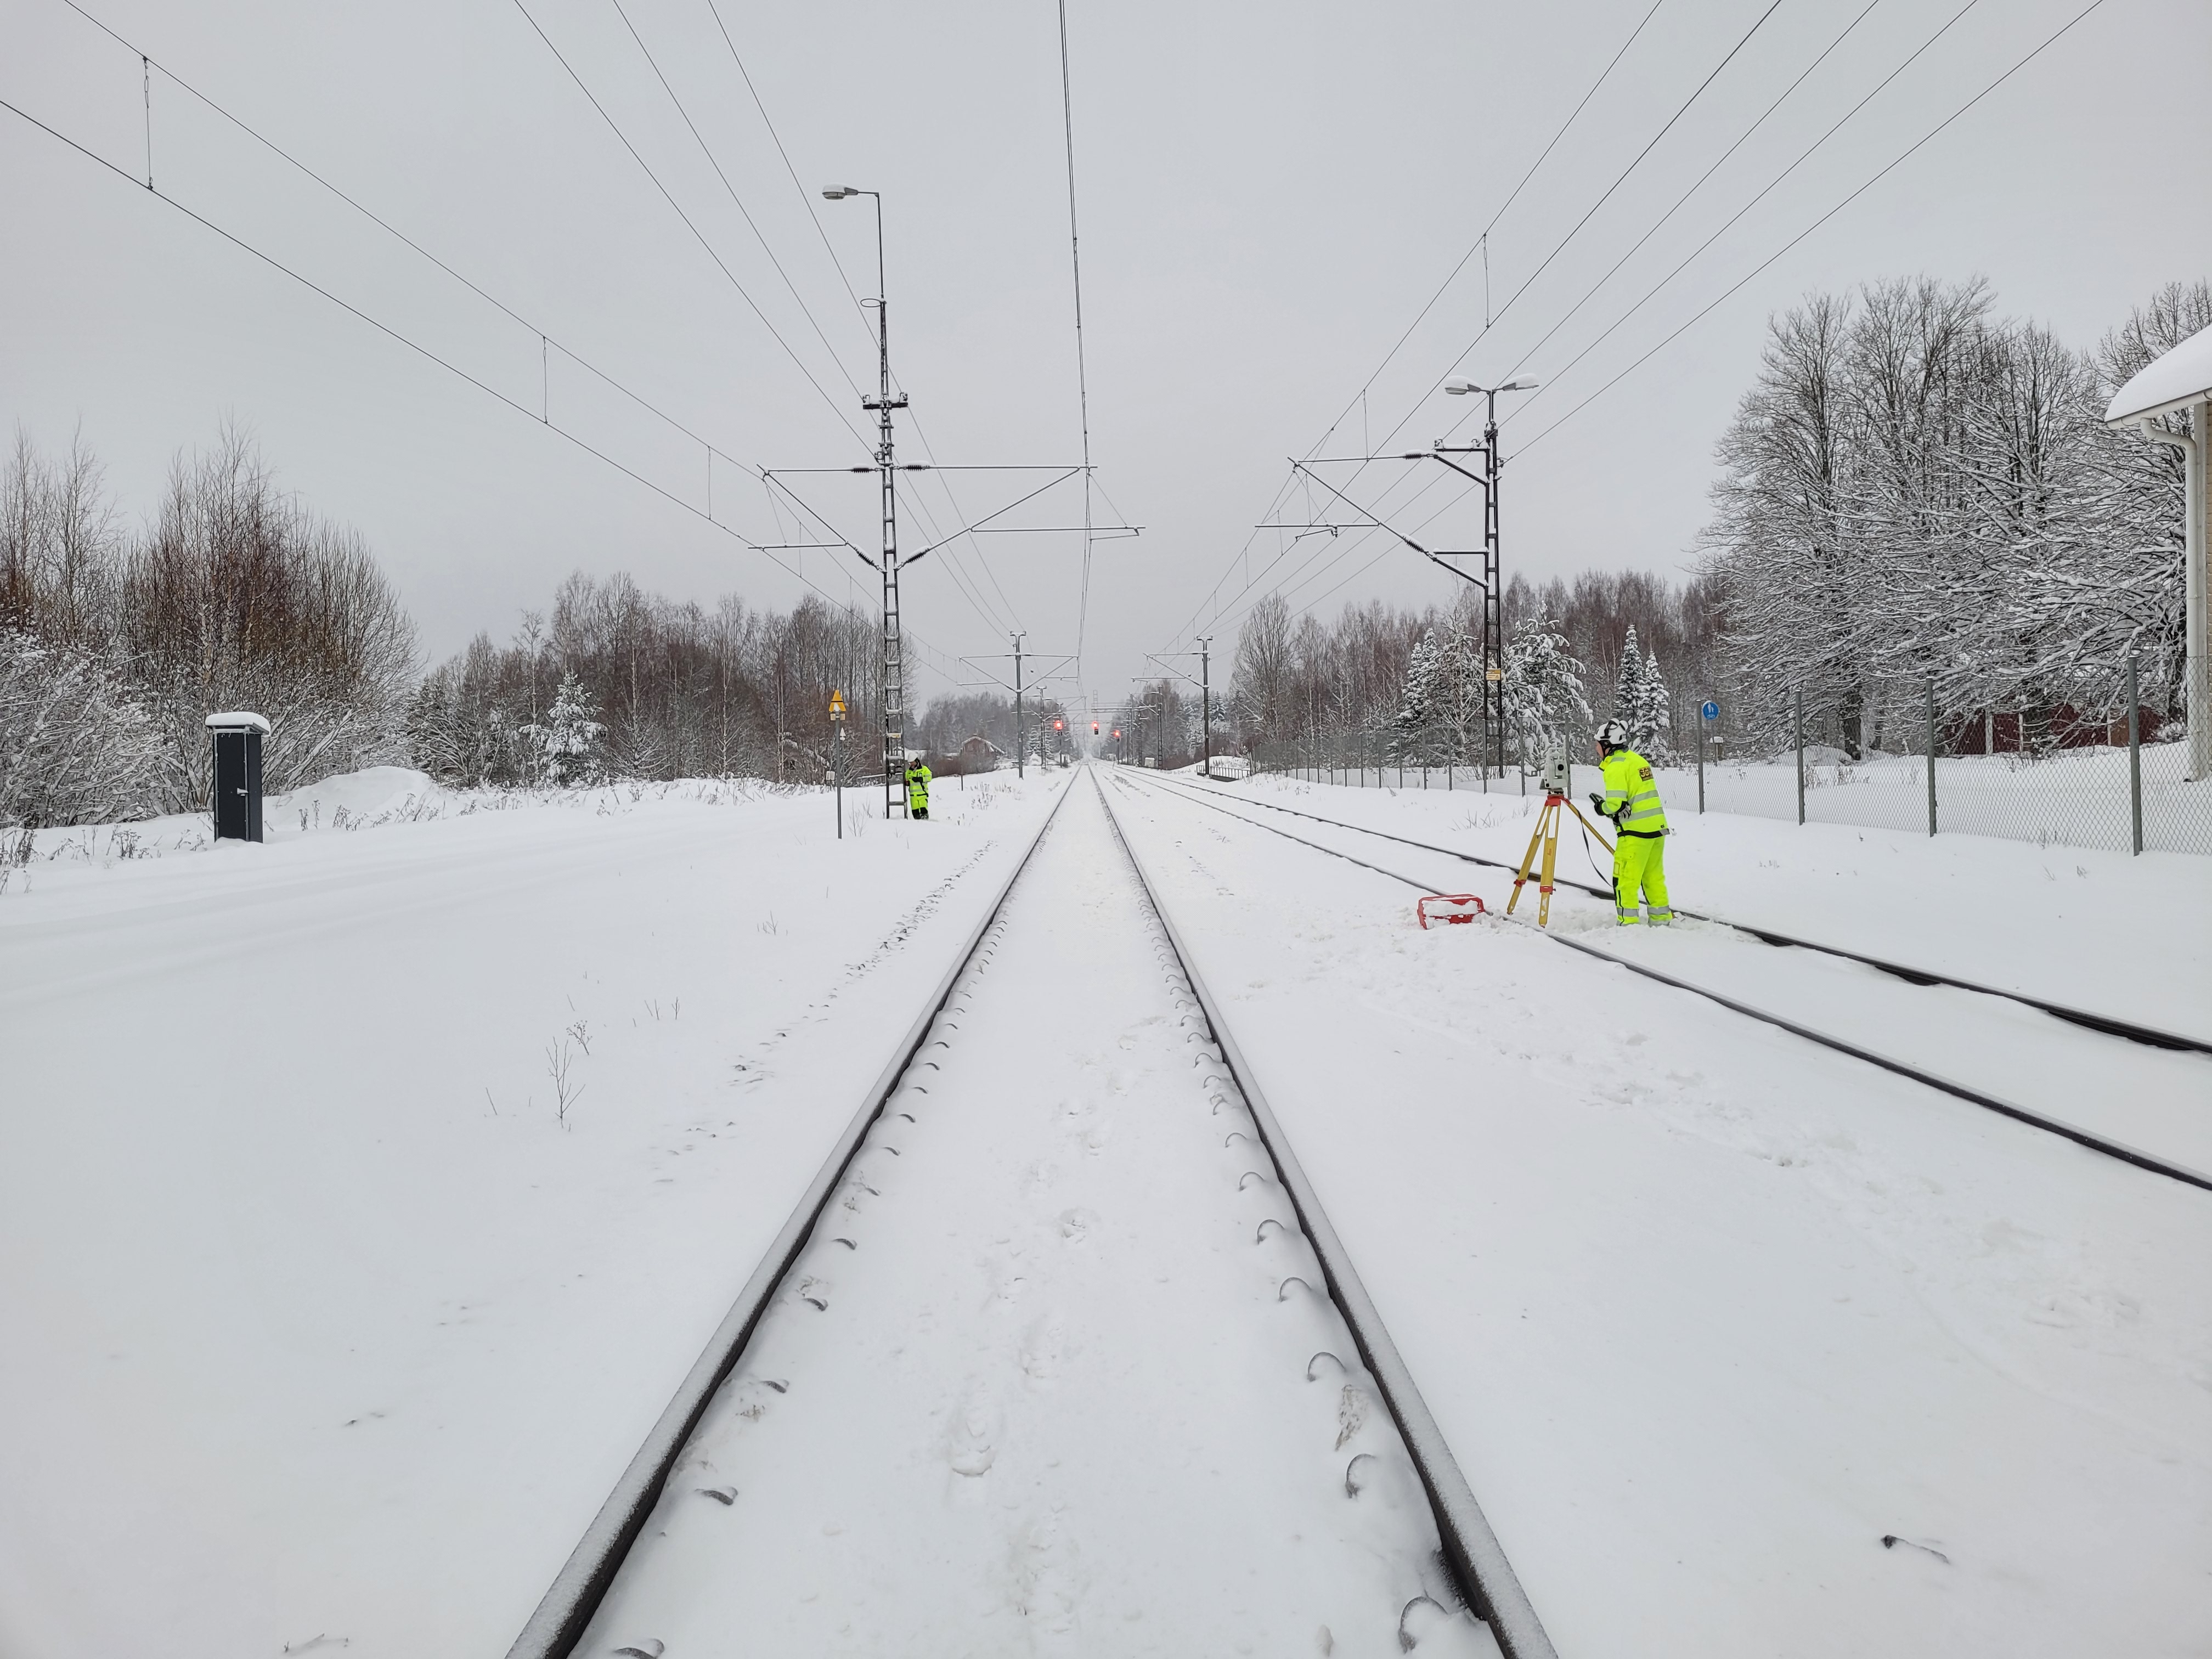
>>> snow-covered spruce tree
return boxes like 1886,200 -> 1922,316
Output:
1612,625 -> 1646,726
537,672 -> 605,785
1388,630 -> 1445,760
1500,616 -> 1592,768
1633,646 -> 1674,760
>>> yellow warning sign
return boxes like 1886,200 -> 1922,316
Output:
828,690 -> 848,720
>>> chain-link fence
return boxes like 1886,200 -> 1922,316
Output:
1246,662 -> 2212,857
1672,667 -> 2211,856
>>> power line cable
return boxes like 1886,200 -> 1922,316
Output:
1158,0 -> 1689,657
1193,0 -> 2051,644
57,0 -> 762,489
529,0 -> 1023,645
691,0 -> 1035,635
1359,0 -> 1787,465
1499,0 -> 1984,430
1056,0 -> 1098,680
607,0 -> 867,405
0,91 -> 924,643
1293,0 -> 1669,466
510,0 -> 873,457
1494,0 -> 1889,387
1509,0 -> 2104,456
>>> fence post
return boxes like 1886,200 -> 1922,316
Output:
2128,656 -> 2143,856
1696,721 -> 1706,815
1926,678 -> 1937,838
1795,690 -> 1806,826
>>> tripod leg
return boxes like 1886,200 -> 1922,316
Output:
1538,811 -> 1562,927
1507,800 -> 1550,916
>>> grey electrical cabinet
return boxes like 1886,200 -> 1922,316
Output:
206,712 -> 269,843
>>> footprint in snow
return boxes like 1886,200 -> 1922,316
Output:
948,1386 -> 1001,1477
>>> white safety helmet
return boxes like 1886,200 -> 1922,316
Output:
1595,719 -> 1629,748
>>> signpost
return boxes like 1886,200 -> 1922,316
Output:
829,690 -> 848,839
1697,699 -> 1719,815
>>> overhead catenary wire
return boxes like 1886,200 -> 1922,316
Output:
1355,0 -> 1788,466
1193,0 -> 2103,649
59,0 -> 756,490
690,0 -> 1039,652
0,91 -> 917,641
1056,0 -> 1098,681
509,0 -> 873,458
1156,0 -> 1672,660
696,0 -> 1037,644
530,1 -> 1025,650
1163,0 -> 1785,658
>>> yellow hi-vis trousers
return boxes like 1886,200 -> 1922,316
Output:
1612,833 -> 1671,925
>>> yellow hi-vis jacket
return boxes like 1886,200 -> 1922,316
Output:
904,763 -> 932,809
1600,748 -> 1667,834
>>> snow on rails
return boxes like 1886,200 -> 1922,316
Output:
511,773 -> 1550,1658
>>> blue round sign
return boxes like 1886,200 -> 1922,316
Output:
1700,700 -> 1720,722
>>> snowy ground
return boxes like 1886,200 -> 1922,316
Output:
582,777 -> 1483,1657
1104,766 -> 2212,1657
0,765 -> 1063,1657
5,759 -> 2205,1657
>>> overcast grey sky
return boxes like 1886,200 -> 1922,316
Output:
5,0 -> 2208,714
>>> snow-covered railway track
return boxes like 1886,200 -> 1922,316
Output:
510,770 -> 1551,1659
1117,769 -> 2212,1194
1131,770 -> 2210,1057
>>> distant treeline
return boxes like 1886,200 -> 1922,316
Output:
0,425 -> 1030,831
1222,568 -> 1718,765
1223,275 -> 2207,766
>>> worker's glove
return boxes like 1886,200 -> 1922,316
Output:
1588,793 -> 1609,817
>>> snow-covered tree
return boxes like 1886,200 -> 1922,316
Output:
535,672 -> 604,785
0,629 -> 161,832
1388,630 -> 1446,759
1633,646 -> 1674,760
1501,616 -> 1591,766
1612,625 -> 1645,725
1700,275 -> 2211,754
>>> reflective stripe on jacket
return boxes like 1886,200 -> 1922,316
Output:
1600,748 -> 1667,833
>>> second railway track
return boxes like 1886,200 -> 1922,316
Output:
1118,768 -> 2212,1194
514,770 -> 1550,1659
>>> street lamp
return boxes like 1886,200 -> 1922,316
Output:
1441,378 -> 1538,783
823,184 -> 908,821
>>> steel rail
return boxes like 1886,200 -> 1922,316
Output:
1138,771 -> 2212,1057
1093,770 -> 1561,1659
506,775 -> 1077,1659
1119,769 -> 2212,1195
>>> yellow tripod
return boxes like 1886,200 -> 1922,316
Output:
1508,790 -> 1614,927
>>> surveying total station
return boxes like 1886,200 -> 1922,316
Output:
1508,752 -> 1613,927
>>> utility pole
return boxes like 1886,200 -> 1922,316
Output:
1012,630 -> 1026,778
1291,379 -> 1534,784
1480,391 -> 1504,780
1198,635 -> 1212,778
823,187 -> 910,819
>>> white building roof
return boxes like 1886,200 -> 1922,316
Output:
2105,321 -> 2212,426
